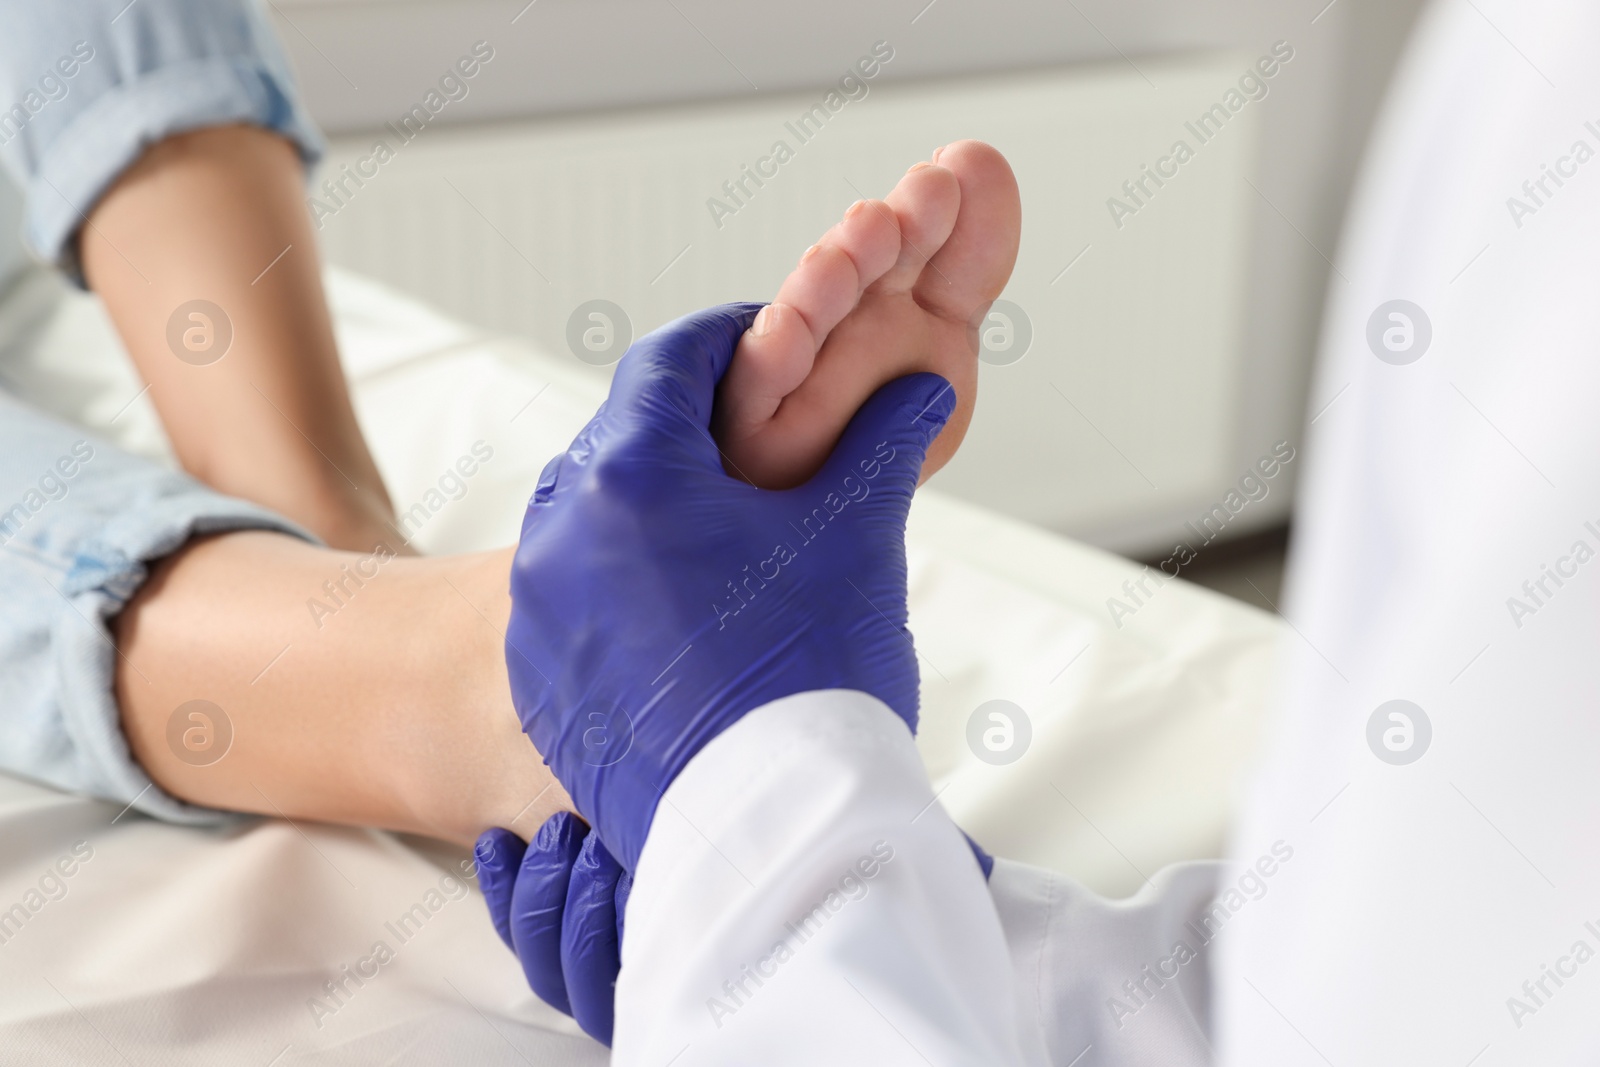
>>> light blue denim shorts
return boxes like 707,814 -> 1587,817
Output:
0,391 -> 314,823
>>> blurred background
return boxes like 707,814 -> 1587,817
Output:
271,0 -> 1430,603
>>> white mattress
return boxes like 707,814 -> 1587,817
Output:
0,267 -> 1283,1063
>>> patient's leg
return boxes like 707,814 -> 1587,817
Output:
112,533 -> 557,845
83,126 -> 404,554
715,140 -> 1021,488
111,144 -> 1020,845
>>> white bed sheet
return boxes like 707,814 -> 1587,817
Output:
0,267 -> 1283,1063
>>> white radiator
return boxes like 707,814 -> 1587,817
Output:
315,54 -> 1269,552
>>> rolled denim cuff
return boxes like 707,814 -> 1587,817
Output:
53,490 -> 316,826
25,54 -> 324,287
0,395 -> 318,826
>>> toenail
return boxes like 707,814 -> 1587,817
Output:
846,199 -> 867,217
908,162 -> 933,173
751,305 -> 774,336
932,145 -> 947,162
801,244 -> 820,261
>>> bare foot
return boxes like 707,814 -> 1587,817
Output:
713,140 -> 1021,489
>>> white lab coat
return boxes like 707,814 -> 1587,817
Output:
1215,0 -> 1600,1063
616,691 -> 1218,1066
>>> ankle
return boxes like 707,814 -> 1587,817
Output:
387,548 -> 569,844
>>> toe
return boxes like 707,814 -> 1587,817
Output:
871,160 -> 962,295
826,197 -> 903,291
770,197 -> 901,342
772,243 -> 863,345
715,302 -> 815,440
716,196 -> 902,443
912,140 -> 1021,325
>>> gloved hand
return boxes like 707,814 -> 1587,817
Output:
475,816 -> 991,1047
504,301 -> 955,871
475,816 -> 631,1045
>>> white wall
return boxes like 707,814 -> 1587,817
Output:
274,0 -> 1430,552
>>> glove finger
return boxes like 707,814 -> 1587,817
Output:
508,811 -> 589,1017
474,827 -> 528,951
604,301 -> 764,469
804,371 -> 955,524
562,832 -> 625,1046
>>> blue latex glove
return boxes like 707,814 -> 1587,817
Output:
476,816 -> 631,1045
504,301 -> 955,871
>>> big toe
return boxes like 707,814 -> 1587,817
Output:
914,140 -> 1022,327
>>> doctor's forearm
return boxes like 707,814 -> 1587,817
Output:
80,125 -> 402,554
615,692 -> 1042,1063
111,532 -> 569,844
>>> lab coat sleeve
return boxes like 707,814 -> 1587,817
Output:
613,689 -> 1049,1066
613,689 -> 1224,1066
988,856 -> 1220,1066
